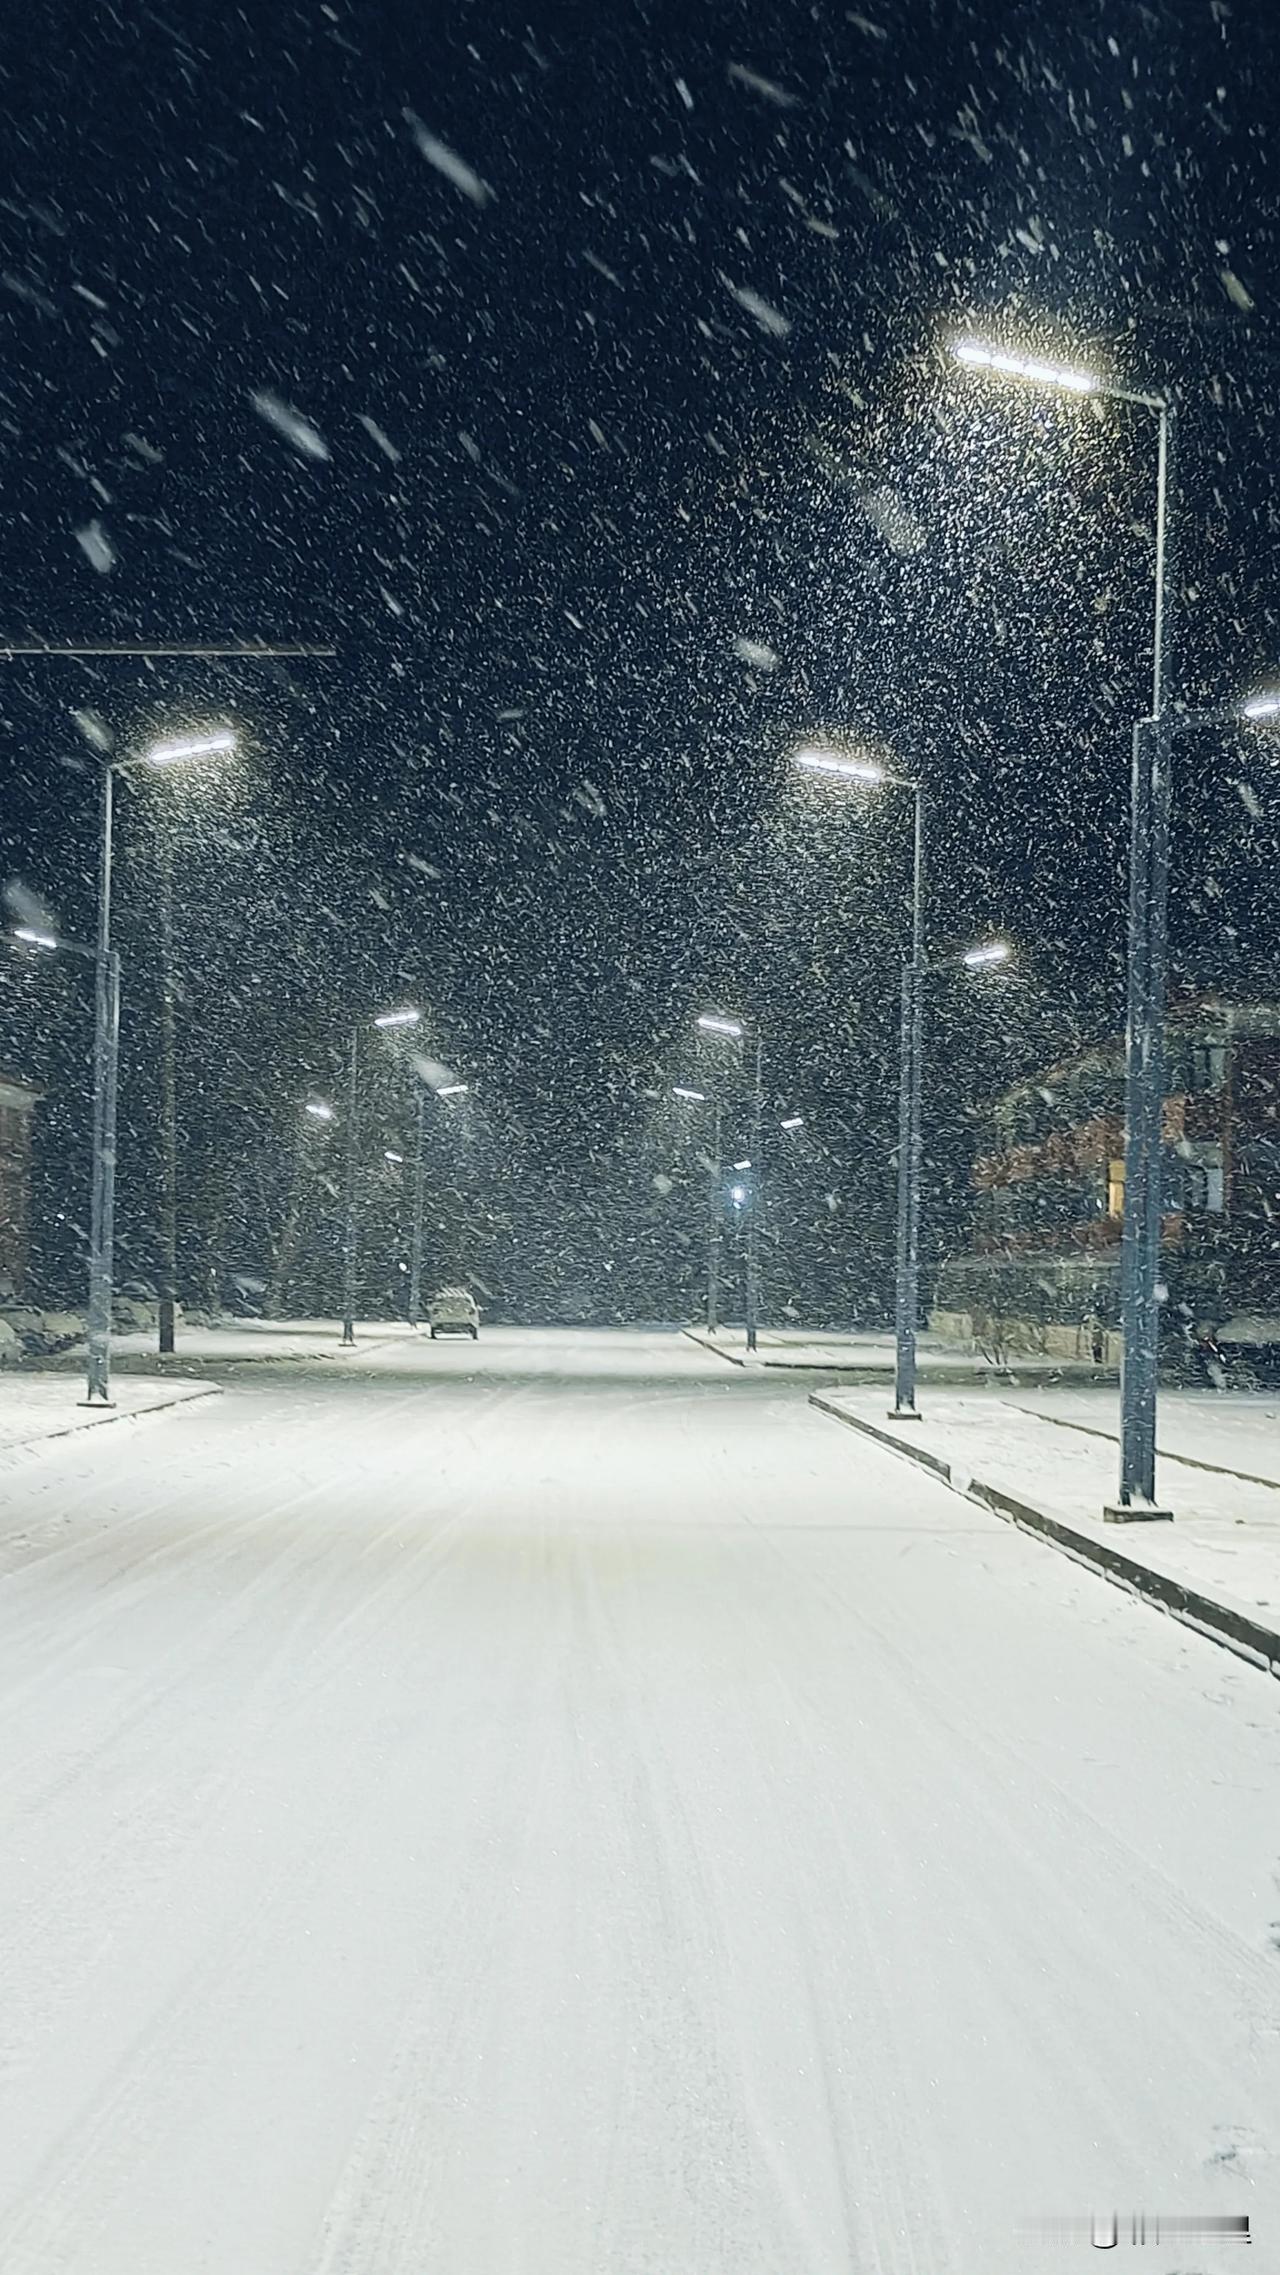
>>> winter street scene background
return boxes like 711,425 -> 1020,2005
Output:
1,2 -> 1279,2270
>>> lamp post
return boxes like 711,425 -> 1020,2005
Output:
1107,690 -> 1280,1508
341,1006 -> 420,1346
696,1013 -> 763,1351
408,1085 -> 428,1329
407,1079 -> 466,1329
794,745 -> 925,1415
672,1084 -> 723,1333
268,1098 -> 334,1318
83,727 -> 238,1400
952,336 -> 1175,1512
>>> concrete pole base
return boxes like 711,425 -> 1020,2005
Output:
1102,1502 -> 1174,1524
888,1406 -> 923,1422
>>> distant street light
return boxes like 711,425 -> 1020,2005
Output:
731,1184 -> 748,1207
305,1098 -> 335,1120
673,1079 -> 723,1332
961,939 -> 1012,970
408,1063 -> 471,1328
793,738 -> 925,1416
696,1010 -> 764,1350
142,729 -> 239,767
383,1150 -> 404,1165
951,339 -> 1099,395
952,332 -> 1183,1514
794,746 -> 887,786
77,725 -> 238,1397
780,1114 -> 804,1132
342,1005 -> 421,1345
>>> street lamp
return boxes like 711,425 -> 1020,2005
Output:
341,1005 -> 421,1345
406,1068 -> 470,1330
82,725 -> 237,1399
792,741 -> 925,1417
696,1010 -> 764,1351
673,1083 -> 722,1331
952,333 -> 1176,1514
9,927 -> 122,1404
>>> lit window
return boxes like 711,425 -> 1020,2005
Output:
1107,1158 -> 1125,1217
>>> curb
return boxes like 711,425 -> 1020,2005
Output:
683,1328 -> 1114,1388
809,1390 -> 1280,1682
1004,1401 -> 1280,1496
0,1381 -> 222,1458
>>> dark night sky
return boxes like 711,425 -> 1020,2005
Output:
2,0 -> 1280,1309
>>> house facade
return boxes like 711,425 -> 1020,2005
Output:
932,1002 -> 1280,1362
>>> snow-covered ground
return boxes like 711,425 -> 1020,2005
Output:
0,1373 -> 216,1456
101,1316 -> 421,1368
814,1383 -> 1280,1646
685,1323 -> 1110,1378
0,1328 -> 1276,2274
1003,1382 -> 1280,1488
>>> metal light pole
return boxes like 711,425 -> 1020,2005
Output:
745,1029 -> 764,1353
952,339 -> 1176,1514
793,748 -> 924,1414
408,1083 -> 427,1328
893,787 -> 926,1416
85,761 -> 117,1402
340,1006 -> 421,1345
1113,401 -> 1175,1513
708,1097 -> 723,1333
695,1012 -> 763,1351
157,841 -> 179,1353
341,1026 -> 360,1346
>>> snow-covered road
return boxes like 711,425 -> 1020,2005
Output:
0,1328 -> 1277,2274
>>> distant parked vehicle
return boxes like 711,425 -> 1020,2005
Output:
428,1285 -> 480,1339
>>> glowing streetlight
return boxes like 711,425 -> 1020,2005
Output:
341,1004 -> 423,1344
1241,692 -> 1280,722
780,1114 -> 804,1131
78,723 -> 240,1395
141,729 -> 239,767
950,338 -> 1099,396
953,328 -> 1176,1515
672,1084 -> 706,1102
304,1098 -> 335,1121
695,1009 -> 764,1349
794,746 -> 888,786
961,939 -> 1012,970
13,927 -> 59,951
794,735 -> 926,1416
437,1081 -> 469,1097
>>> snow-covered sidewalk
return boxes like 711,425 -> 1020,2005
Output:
685,1324 -> 1111,1382
0,1374 -> 218,1455
811,1384 -> 1280,1678
44,1318 -> 421,1375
